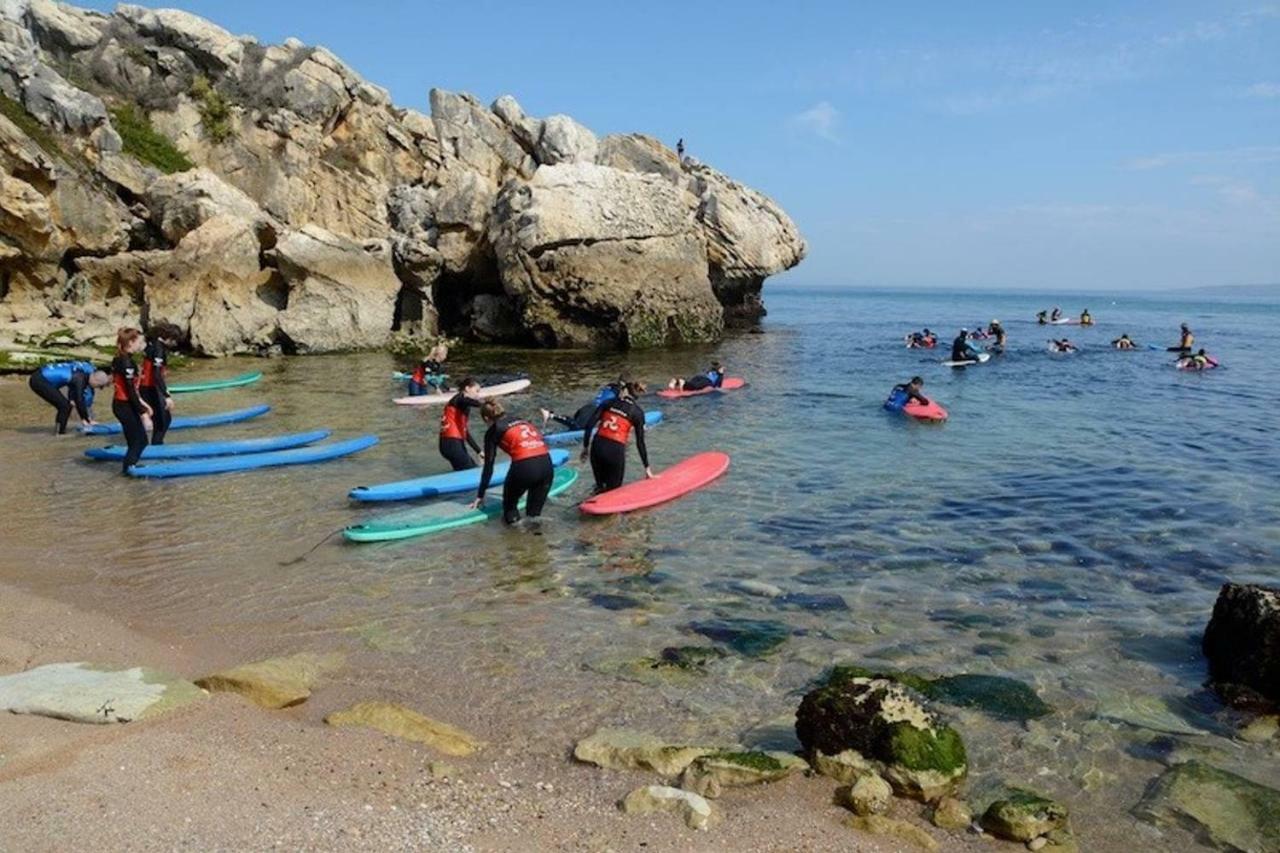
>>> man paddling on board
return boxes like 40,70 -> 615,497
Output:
1113,334 -> 1137,350
581,381 -> 654,493
891,376 -> 930,406
951,330 -> 979,363
438,378 -> 484,471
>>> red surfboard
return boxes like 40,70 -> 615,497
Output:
656,377 -> 746,399
902,399 -> 948,422
579,451 -> 730,515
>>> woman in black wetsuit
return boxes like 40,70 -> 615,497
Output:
438,378 -> 484,471
471,400 -> 555,524
540,377 -> 627,431
668,361 -> 724,392
140,323 -> 179,445
110,327 -> 152,473
581,381 -> 654,493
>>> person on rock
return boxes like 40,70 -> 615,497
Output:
438,378 -> 484,471
28,360 -> 111,435
676,138 -> 685,160
471,400 -> 555,525
110,327 -> 152,474
668,361 -> 725,392
140,323 -> 180,445
581,381 -> 654,493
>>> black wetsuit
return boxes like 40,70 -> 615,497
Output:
478,416 -> 554,524
139,339 -> 172,445
550,403 -> 599,431
583,397 -> 650,493
438,393 -> 482,470
29,361 -> 95,434
111,353 -> 148,472
683,370 -> 724,392
950,336 -> 971,362
892,383 -> 929,405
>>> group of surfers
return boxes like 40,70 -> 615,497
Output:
1036,307 -> 1094,326
28,325 -> 181,472
422,360 -> 726,525
906,321 -> 1009,358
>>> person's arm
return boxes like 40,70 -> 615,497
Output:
908,389 -> 929,404
151,344 -> 169,398
631,408 -> 651,471
461,397 -> 483,454
67,372 -> 91,421
476,426 -> 499,500
581,403 -> 604,456
712,373 -> 724,388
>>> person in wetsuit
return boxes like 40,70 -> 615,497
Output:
28,360 -> 110,434
1049,338 -> 1077,353
140,323 -> 179,445
471,400 -> 554,525
438,377 -> 484,470
1080,309 -> 1093,326
581,381 -> 654,493
1113,334 -> 1136,350
988,320 -> 1007,352
408,343 -> 449,396
668,361 -> 724,392
1050,307 -> 1062,322
1036,310 -> 1048,325
110,327 -> 152,473
891,376 -> 930,405
951,330 -> 978,362
540,377 -> 627,431
1168,323 -> 1194,352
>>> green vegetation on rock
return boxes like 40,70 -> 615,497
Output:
980,788 -> 1069,842
191,76 -> 236,143
0,92 -> 74,163
110,104 -> 193,174
824,665 -> 1052,722
881,721 -> 967,774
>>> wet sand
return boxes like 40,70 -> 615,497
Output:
0,580 -> 913,852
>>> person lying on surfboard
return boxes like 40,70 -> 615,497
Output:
1178,349 -> 1212,369
668,361 -> 724,393
408,343 -> 449,396
891,376 -> 930,405
540,377 -> 628,431
1049,339 -> 1077,353
470,400 -> 555,525
950,331 -> 980,362
1113,334 -> 1136,350
438,378 -> 484,471
581,381 -> 654,493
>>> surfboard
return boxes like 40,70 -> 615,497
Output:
126,435 -> 378,478
344,467 -> 579,542
543,410 -> 664,446
941,353 -> 990,367
394,379 -> 530,406
579,451 -> 730,516
1176,356 -> 1220,371
167,371 -> 263,394
85,430 -> 331,461
903,400 -> 948,422
82,404 -> 270,435
1049,318 -> 1078,325
348,448 -> 571,502
656,377 -> 746,399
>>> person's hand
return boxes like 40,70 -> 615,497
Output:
478,451 -> 485,461
645,467 -> 657,479
468,497 -> 483,510
142,415 -> 153,432
165,396 -> 173,411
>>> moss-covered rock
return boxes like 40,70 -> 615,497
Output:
679,750 -> 806,798
796,675 -> 967,801
931,796 -> 972,831
980,788 -> 1069,842
825,665 -> 1051,722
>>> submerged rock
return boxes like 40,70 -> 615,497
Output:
689,618 -> 790,658
324,701 -> 482,756
679,750 -> 807,798
844,814 -> 939,851
573,727 -> 715,777
1202,582 -> 1280,710
796,673 -> 968,801
979,788 -> 1069,842
658,645 -> 727,670
1132,760 -> 1280,852
194,651 -> 343,709
1094,692 -> 1209,737
0,661 -> 204,723
620,784 -> 715,830
930,796 -> 972,831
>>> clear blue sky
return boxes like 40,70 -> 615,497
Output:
81,0 -> 1280,290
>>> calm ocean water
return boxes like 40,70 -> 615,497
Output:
2,287 -> 1277,849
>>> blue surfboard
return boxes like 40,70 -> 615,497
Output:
543,410 -> 663,446
83,404 -> 270,436
349,448 -> 571,502
85,430 -> 331,461
127,435 -> 378,478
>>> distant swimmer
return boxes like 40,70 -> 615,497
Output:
1080,309 -> 1093,326
1050,307 -> 1063,322
1168,323 -> 1194,352
1112,334 -> 1137,350
906,329 -> 937,348
581,380 -> 654,493
1178,348 -> 1214,370
28,359 -> 110,434
1049,338 -> 1077,353
438,377 -> 484,471
668,360 -> 724,392
988,320 -> 1007,352
471,400 -> 554,525
408,343 -> 449,396
951,329 -> 979,362
1036,310 -> 1048,325
541,377 -> 627,431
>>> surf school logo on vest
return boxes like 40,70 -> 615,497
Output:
501,422 -> 547,460
597,410 -> 633,444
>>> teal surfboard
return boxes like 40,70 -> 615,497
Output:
168,371 -> 263,393
345,467 -> 578,542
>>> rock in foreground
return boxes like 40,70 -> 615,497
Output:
573,727 -> 715,777
194,652 -> 343,709
1202,582 -> 1280,710
979,788 -> 1069,842
1133,760 -> 1280,852
325,700 -> 482,756
620,785 -> 715,830
0,661 -> 204,723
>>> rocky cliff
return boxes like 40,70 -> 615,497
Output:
0,0 -> 805,355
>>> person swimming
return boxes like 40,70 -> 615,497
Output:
1113,334 -> 1136,350
668,361 -> 724,392
408,343 -> 449,396
581,381 -> 654,493
28,359 -> 110,434
470,400 -> 554,525
540,377 -> 627,432
438,377 -> 484,471
1049,338 -> 1077,353
110,327 -> 153,473
140,322 -> 180,445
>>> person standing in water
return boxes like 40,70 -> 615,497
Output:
110,327 -> 152,474
28,360 -> 111,434
471,400 -> 555,525
438,378 -> 484,471
581,381 -> 654,493
140,323 -> 179,445
1080,309 -> 1093,326
988,320 -> 1007,352
1169,323 -> 1194,352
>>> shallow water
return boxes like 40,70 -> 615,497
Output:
2,288 -> 1278,849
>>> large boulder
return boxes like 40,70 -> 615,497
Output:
796,672 -> 968,801
21,67 -> 107,134
429,88 -> 533,182
686,161 -> 806,325
0,661 -> 205,723
595,133 -> 683,183
490,162 -> 722,348
144,168 -> 273,244
273,224 -> 400,352
115,4 -> 243,73
28,0 -> 103,53
535,113 -> 597,165
1202,582 -> 1280,709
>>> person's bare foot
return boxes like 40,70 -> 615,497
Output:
539,407 -> 552,426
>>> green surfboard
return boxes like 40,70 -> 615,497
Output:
345,467 -> 579,543
169,371 -> 264,393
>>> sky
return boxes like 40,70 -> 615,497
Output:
80,0 -> 1280,290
